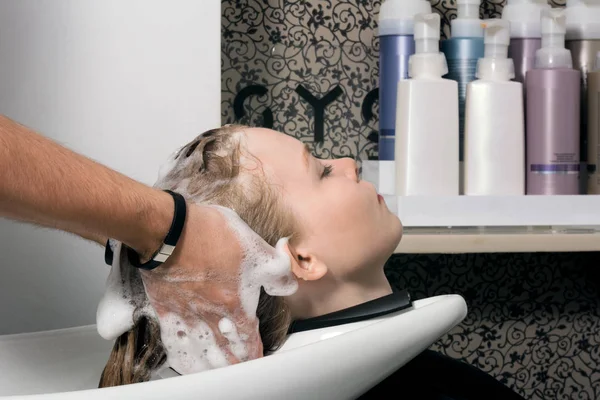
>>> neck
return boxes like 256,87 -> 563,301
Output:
287,268 -> 393,320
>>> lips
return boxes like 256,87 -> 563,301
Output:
377,194 -> 384,203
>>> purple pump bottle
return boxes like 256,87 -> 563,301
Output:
526,9 -> 581,195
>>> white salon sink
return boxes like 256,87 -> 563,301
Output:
0,294 -> 467,400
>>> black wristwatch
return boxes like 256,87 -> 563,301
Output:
104,189 -> 187,270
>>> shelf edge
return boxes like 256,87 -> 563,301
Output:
393,233 -> 600,254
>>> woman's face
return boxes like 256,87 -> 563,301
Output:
243,128 -> 402,283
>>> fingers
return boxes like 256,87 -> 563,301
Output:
136,202 -> 275,373
148,290 -> 264,362
186,312 -> 262,366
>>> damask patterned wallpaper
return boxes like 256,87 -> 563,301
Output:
221,1 -> 600,399
386,252 -> 600,400
221,0 -> 563,160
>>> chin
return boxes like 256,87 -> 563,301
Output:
375,228 -> 402,266
366,216 -> 403,265
383,225 -> 402,258
390,214 -> 403,245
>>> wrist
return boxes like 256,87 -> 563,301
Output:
126,188 -> 174,263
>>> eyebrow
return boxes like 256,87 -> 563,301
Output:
303,143 -> 311,171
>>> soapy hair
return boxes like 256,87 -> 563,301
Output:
99,124 -> 297,387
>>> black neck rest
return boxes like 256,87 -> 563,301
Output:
288,289 -> 412,334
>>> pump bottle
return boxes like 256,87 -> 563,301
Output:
565,0 -> 600,187
395,13 -> 459,196
377,0 -> 432,161
586,52 -> 600,193
501,0 -> 551,86
463,19 -> 525,195
440,0 -> 484,193
526,9 -> 581,195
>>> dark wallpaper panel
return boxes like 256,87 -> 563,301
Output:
386,252 -> 600,400
221,1 -> 600,399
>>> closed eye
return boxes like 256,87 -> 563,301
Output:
321,164 -> 333,179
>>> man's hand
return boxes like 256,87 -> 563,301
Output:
139,203 -> 297,374
0,114 -> 297,374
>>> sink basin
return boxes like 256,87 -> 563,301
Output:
0,294 -> 467,400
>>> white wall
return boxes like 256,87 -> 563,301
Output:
0,0 -> 221,334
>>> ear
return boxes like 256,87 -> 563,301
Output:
283,241 -> 327,281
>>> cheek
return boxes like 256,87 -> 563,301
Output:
312,184 -> 373,232
290,182 -> 374,237
336,182 -> 373,213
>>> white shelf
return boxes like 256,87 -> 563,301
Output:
384,195 -> 600,228
393,232 -> 600,254
362,161 -> 600,253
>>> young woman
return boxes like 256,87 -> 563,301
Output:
99,124 -> 525,400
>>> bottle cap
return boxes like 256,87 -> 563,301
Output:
451,0 -> 484,37
565,0 -> 600,40
535,9 -> 573,69
408,13 -> 449,78
476,19 -> 515,81
501,0 -> 551,38
414,12 -> 440,54
378,0 -> 433,36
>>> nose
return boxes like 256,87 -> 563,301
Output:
337,158 -> 359,182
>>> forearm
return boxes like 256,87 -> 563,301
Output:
0,115 -> 171,259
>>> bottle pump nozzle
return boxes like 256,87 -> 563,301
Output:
501,0 -> 551,38
414,13 -> 441,54
409,13 -> 448,78
452,0 -> 483,37
378,0 -> 433,37
535,9 -> 573,69
565,0 -> 600,40
476,19 -> 515,81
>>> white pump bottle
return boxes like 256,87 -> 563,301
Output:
394,13 -> 459,196
463,19 -> 525,195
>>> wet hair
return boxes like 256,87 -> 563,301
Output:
99,124 -> 299,387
